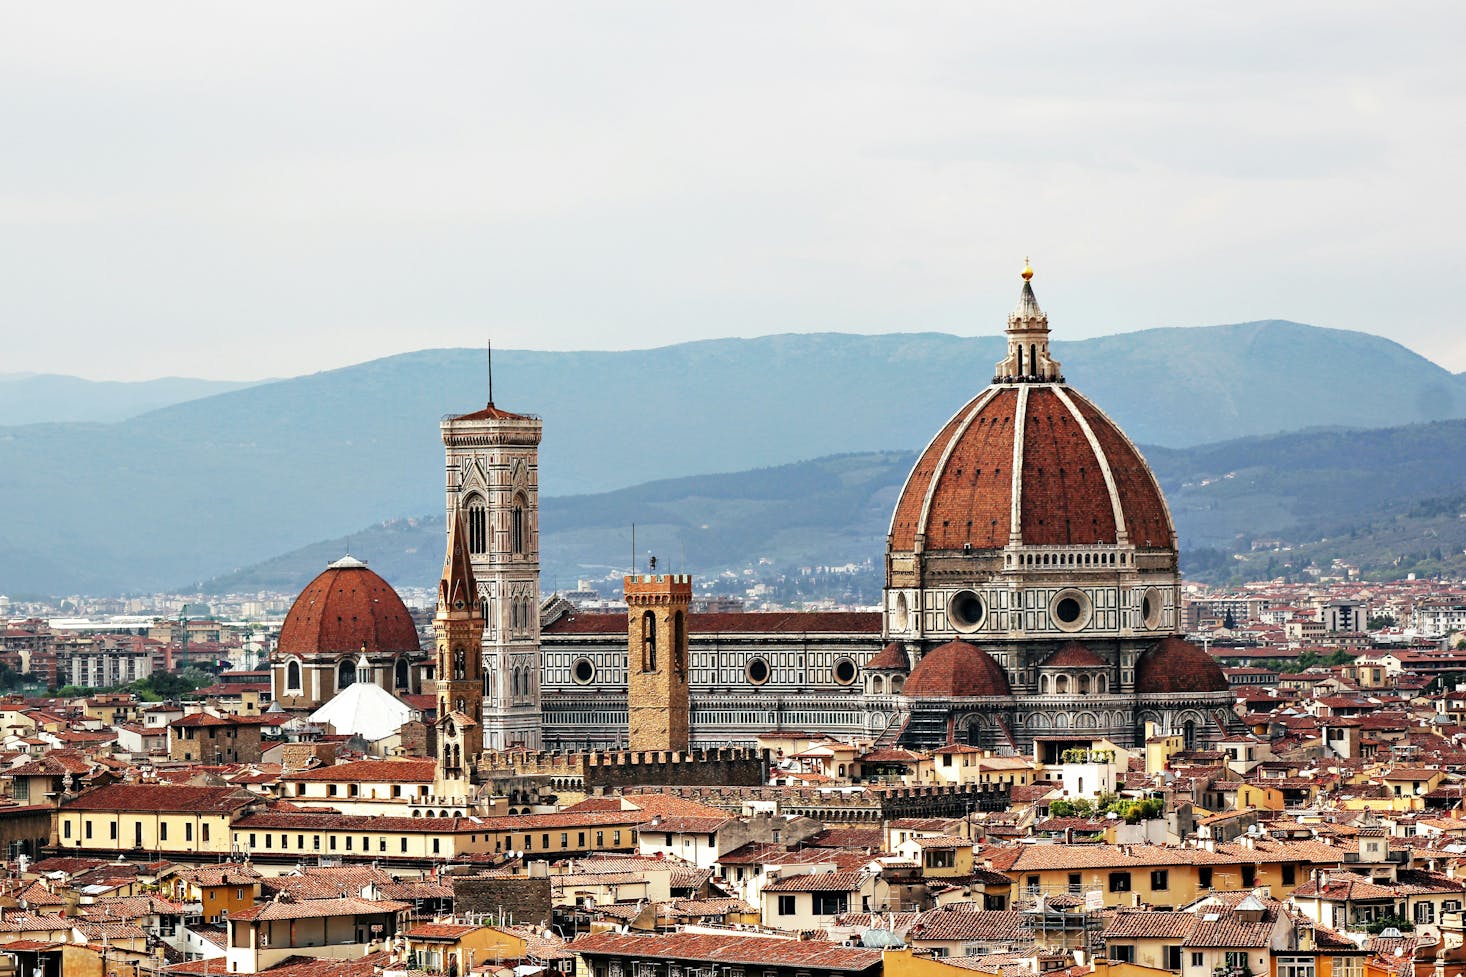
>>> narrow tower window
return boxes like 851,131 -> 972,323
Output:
641,611 -> 658,672
466,496 -> 488,555
337,658 -> 355,689
673,611 -> 687,676
510,494 -> 527,555
285,659 -> 301,693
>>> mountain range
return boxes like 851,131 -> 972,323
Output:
200,416 -> 1466,596
1,320 -> 1462,595
0,373 -> 260,425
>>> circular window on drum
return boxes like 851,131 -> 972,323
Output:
833,658 -> 857,686
572,658 -> 596,685
746,657 -> 771,685
948,590 -> 986,633
1140,587 -> 1163,630
1050,589 -> 1093,633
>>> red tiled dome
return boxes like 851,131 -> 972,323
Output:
889,385 -> 1173,552
278,557 -> 421,658
1041,642 -> 1107,668
865,641 -> 910,672
1135,637 -> 1228,694
904,640 -> 1011,698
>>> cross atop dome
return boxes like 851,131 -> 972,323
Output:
994,259 -> 1063,383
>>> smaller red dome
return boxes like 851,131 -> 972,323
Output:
866,642 -> 911,672
1041,642 -> 1107,668
278,556 -> 422,658
1135,637 -> 1228,694
904,640 -> 1011,698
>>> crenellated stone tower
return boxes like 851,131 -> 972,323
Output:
434,509 -> 484,790
441,399 -> 544,749
625,572 -> 691,752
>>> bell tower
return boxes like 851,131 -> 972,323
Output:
625,571 -> 692,752
441,396 -> 544,750
434,509 -> 483,788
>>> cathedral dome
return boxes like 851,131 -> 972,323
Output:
278,556 -> 421,658
889,384 -> 1173,553
1135,637 -> 1229,694
904,640 -> 1011,698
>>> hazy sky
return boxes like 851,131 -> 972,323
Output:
3,4 -> 1463,380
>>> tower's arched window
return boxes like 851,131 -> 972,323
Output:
1017,346 -> 1024,375
510,494 -> 527,556
673,611 -> 686,676
466,495 -> 488,555
286,659 -> 302,693
641,611 -> 658,672
511,669 -> 521,699
394,658 -> 409,689
337,658 -> 355,689
483,671 -> 492,696
1030,343 -> 1038,376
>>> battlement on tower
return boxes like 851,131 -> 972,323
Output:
620,782 -> 1009,820
475,746 -> 767,791
624,574 -> 693,603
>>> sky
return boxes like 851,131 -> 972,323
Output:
2,3 -> 1463,381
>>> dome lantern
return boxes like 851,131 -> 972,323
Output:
995,260 -> 1062,382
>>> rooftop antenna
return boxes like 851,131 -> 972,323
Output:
631,523 -> 636,576
487,339 -> 494,405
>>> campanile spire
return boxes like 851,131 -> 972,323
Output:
994,259 -> 1062,382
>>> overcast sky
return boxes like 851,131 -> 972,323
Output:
2,3 -> 1462,380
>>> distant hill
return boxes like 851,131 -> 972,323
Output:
4,321 -> 1464,594
203,416 -> 1466,595
199,451 -> 913,595
0,373 -> 261,424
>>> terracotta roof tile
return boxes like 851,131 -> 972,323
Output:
570,932 -> 881,971
60,783 -> 257,814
